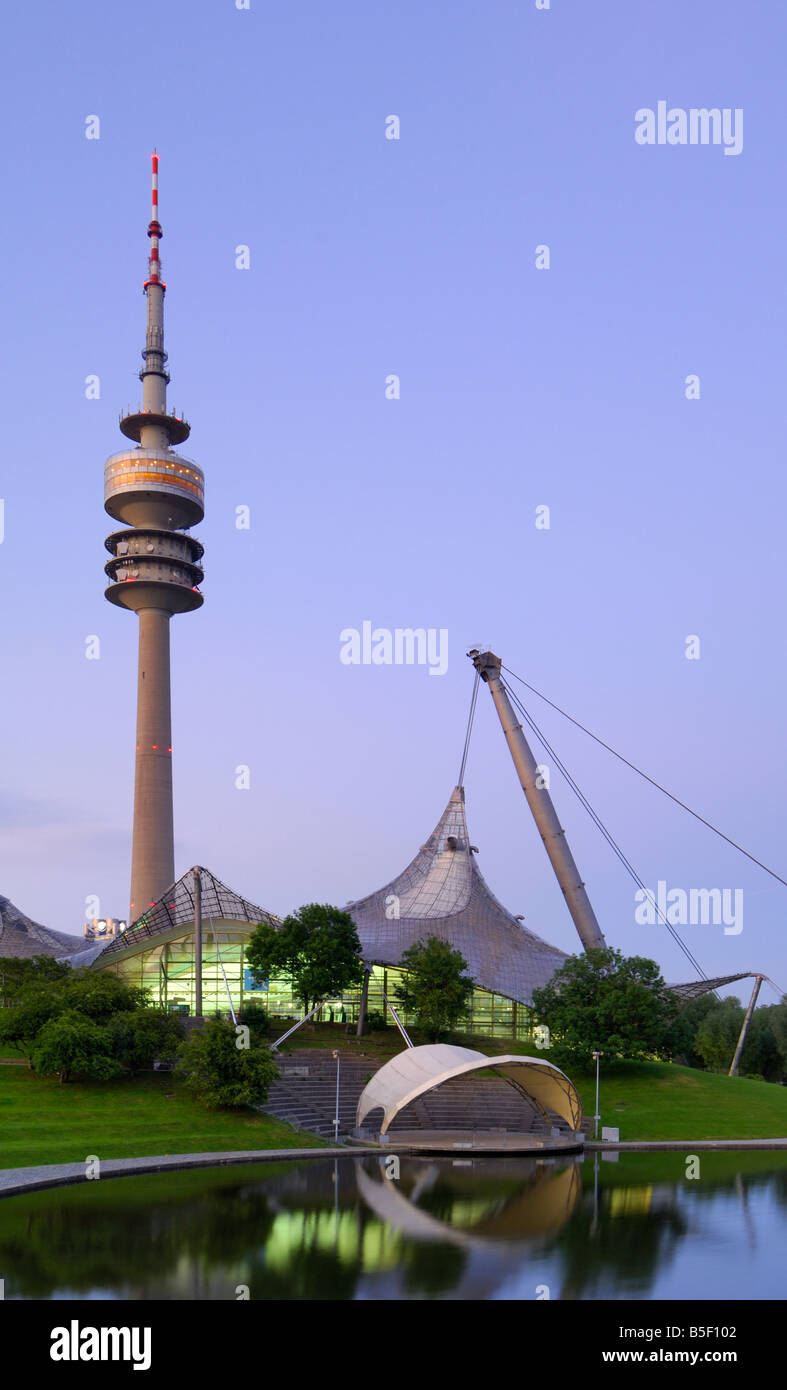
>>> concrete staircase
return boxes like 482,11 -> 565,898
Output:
387,1075 -> 539,1134
261,1049 -> 588,1142
261,1049 -> 377,1139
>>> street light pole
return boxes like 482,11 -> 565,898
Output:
592,1050 -> 603,1139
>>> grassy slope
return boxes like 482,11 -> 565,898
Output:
566,1058 -> 787,1141
3,1030 -> 787,1167
0,1067 -> 325,1169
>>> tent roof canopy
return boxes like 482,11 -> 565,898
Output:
669,971 -> 758,1001
348,787 -> 567,1005
66,866 -> 278,968
356,1043 -> 583,1135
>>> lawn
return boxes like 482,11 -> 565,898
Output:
472,1040 -> 787,1140
566,1058 -> 787,1141
3,1034 -> 786,1166
0,1066 -> 326,1169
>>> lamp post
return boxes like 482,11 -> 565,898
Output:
592,1050 -> 603,1140
332,1049 -> 341,1143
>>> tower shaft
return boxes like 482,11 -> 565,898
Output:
130,608 -> 174,916
103,154 -> 204,922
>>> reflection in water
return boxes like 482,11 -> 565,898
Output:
355,1156 -> 580,1246
1,1153 -> 786,1300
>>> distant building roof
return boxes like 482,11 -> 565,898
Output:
348,786 -> 568,1006
0,897 -> 83,960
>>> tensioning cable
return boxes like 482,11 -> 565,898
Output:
458,668 -> 481,787
502,664 -> 787,891
502,678 -> 712,983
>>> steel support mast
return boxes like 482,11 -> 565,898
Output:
728,973 -> 764,1077
469,649 -> 607,952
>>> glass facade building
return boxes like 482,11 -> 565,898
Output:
67,799 -> 751,1028
97,932 -> 534,1040
71,815 -> 564,1045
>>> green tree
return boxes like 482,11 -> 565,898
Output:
245,904 -> 365,1016
62,971 -> 148,1021
0,967 -> 161,1073
0,955 -> 71,1008
106,1008 -> 184,1071
693,997 -> 745,1073
394,936 -> 474,1041
531,948 -> 675,1068
766,998 -> 787,1065
666,992 -> 720,1068
0,986 -> 65,1065
31,1011 -> 121,1084
176,1018 -> 279,1108
740,1008 -> 785,1082
669,994 -> 786,1081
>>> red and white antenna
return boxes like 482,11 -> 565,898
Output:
144,150 -> 164,290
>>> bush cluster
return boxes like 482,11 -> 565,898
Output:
0,958 -> 183,1084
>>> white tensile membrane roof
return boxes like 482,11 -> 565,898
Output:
61,866 -> 278,968
356,1043 -> 583,1135
348,786 -> 568,1005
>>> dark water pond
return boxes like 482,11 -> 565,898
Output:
2,1151 -> 786,1300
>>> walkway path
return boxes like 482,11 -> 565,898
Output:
4,1135 -> 786,1199
586,1138 -> 787,1151
0,1146 -> 380,1199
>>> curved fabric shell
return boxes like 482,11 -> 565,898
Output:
356,1043 -> 583,1135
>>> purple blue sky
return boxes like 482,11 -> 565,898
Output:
1,0 -> 786,997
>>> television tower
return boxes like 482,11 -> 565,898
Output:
103,154 -> 204,920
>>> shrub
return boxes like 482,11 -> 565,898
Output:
106,1009 -> 184,1071
32,1011 -> 121,1084
238,1000 -> 268,1034
176,1018 -> 279,1108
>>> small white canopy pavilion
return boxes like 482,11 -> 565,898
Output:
356,1043 -> 583,1136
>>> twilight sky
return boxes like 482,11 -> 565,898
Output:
1,0 -> 786,999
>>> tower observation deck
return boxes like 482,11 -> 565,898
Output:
104,154 -> 204,919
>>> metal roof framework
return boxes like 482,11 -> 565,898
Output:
88,865 -> 278,965
669,972 -> 757,1001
